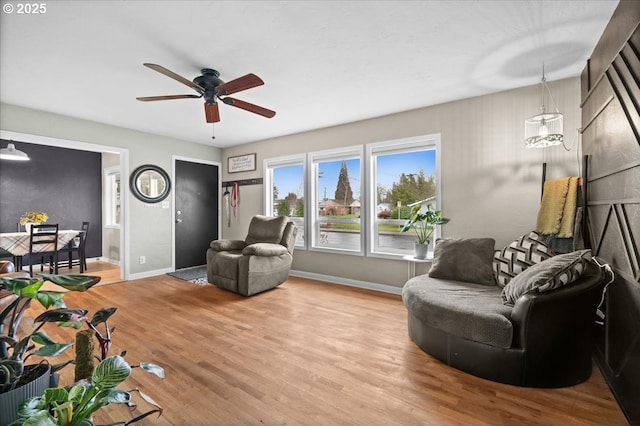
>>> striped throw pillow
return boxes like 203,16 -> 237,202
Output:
493,231 -> 555,288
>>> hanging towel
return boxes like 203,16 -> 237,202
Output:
558,177 -> 579,238
536,177 -> 579,237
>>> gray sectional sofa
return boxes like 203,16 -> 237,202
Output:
402,234 -> 608,388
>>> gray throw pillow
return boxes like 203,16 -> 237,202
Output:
501,249 -> 592,306
428,238 -> 496,286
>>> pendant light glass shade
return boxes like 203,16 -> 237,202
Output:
525,111 -> 563,147
524,65 -> 563,148
0,143 -> 30,161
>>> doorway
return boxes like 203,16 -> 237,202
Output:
174,158 -> 220,269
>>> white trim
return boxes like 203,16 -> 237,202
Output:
98,257 -> 121,265
128,267 -> 173,281
171,156 -> 222,272
103,165 -> 121,229
263,154 -> 307,249
309,145 -> 364,254
0,130 -> 130,281
289,269 -> 402,295
366,133 -> 442,258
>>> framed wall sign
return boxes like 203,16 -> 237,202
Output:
228,153 -> 256,173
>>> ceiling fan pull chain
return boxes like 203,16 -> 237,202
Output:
212,123 -> 215,140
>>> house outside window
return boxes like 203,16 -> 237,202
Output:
264,155 -> 305,247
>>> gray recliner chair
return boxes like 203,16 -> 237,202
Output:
206,215 -> 297,296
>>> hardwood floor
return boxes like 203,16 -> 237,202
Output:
52,260 -> 122,285
26,273 -> 626,425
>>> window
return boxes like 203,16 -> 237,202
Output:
264,155 -> 305,247
104,166 -> 121,228
310,147 -> 363,253
367,135 -> 440,257
263,134 -> 440,259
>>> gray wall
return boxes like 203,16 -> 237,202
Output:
0,103 -> 222,279
221,77 -> 582,288
0,140 -> 102,263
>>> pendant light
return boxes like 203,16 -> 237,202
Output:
0,143 -> 30,161
524,64 -> 563,148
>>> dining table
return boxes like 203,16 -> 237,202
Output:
0,229 -> 82,271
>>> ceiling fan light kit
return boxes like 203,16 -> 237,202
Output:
136,63 -> 276,128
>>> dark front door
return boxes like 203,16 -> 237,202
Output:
175,160 -> 219,269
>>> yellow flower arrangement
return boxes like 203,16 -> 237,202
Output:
19,211 -> 49,225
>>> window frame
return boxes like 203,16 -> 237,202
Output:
308,145 -> 364,255
261,133 -> 441,260
366,134 -> 442,259
104,165 -> 121,229
263,154 -> 307,249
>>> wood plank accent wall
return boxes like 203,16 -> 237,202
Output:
580,2 -> 640,422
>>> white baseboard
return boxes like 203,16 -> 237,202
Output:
128,267 -> 173,281
289,270 -> 402,295
95,257 -> 120,265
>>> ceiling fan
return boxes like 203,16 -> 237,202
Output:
136,63 -> 276,124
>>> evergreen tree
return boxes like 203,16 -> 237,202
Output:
387,169 -> 436,207
334,160 -> 354,207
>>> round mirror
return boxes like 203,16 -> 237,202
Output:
130,165 -> 171,203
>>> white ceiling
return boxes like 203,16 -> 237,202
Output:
0,1 -> 618,148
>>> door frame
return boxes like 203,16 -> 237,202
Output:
171,155 -> 222,271
0,130 -> 130,281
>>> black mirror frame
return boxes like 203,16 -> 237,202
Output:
130,164 -> 171,203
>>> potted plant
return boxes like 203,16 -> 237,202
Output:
11,306 -> 164,426
400,204 -> 450,259
19,212 -> 49,233
0,273 -> 101,426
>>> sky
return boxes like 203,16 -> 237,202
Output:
273,149 -> 435,201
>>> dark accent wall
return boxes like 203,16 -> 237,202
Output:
580,2 -> 640,423
0,140 -> 102,262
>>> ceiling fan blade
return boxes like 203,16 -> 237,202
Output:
221,97 -> 276,118
205,102 -> 220,123
143,63 -> 204,92
136,94 -> 202,102
215,74 -> 264,96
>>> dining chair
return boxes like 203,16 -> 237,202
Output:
63,221 -> 89,272
28,223 -> 59,276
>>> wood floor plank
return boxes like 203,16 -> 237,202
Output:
21,267 -> 627,425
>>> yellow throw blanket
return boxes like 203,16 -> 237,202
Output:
536,177 -> 579,237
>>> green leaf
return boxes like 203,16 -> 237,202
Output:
1,278 -> 43,298
68,383 -> 89,402
17,396 -> 47,417
33,342 -> 73,357
33,308 -> 88,323
30,331 -> 57,346
34,291 -> 66,309
139,362 -> 165,379
21,412 -> 57,426
42,387 -> 69,404
58,320 -> 84,329
91,307 -> 117,326
96,388 -> 131,404
92,355 -> 131,389
38,274 -> 101,291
